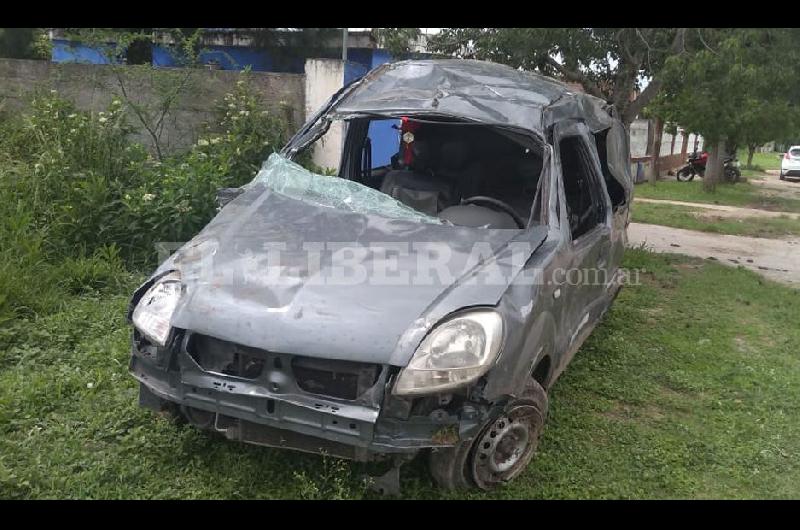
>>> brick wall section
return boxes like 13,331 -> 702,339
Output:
0,58 -> 305,154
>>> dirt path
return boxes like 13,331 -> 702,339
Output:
752,170 -> 800,200
634,197 -> 800,219
628,222 -> 800,287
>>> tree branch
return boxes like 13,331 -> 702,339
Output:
696,28 -> 718,55
544,56 -> 606,99
622,28 -> 687,124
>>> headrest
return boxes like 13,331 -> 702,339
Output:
439,141 -> 470,171
410,141 -> 436,171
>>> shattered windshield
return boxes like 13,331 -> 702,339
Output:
250,154 -> 444,224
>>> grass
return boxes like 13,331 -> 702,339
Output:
1,248 -> 799,499
632,201 -> 800,239
740,168 -> 767,180
737,149 -> 782,172
635,180 -> 800,213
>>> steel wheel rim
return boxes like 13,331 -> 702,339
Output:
471,407 -> 541,489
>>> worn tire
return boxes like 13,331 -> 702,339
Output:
676,167 -> 694,182
428,378 -> 549,491
725,167 -> 741,183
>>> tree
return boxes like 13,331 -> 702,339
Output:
421,28 -> 698,126
739,99 -> 800,168
651,28 -> 800,190
0,28 -> 51,60
373,28 -> 422,57
66,28 -> 204,161
248,28 -> 340,69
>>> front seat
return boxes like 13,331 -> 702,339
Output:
438,203 -> 518,229
380,142 -> 454,216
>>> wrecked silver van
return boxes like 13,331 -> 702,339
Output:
128,59 -> 633,491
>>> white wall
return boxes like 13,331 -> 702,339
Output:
304,58 -> 345,171
629,119 -> 704,159
630,119 -> 649,158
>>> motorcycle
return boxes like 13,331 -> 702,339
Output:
676,150 -> 708,181
676,150 -> 741,182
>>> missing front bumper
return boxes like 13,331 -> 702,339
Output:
131,334 -> 487,461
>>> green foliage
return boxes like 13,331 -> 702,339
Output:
427,28 -> 686,123
55,245 -> 129,296
653,29 -> 800,147
373,28 -> 422,57
0,28 -> 50,60
121,75 -> 290,257
64,28 -> 205,161
0,71 -> 293,321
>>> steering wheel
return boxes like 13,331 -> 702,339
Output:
461,196 -> 526,229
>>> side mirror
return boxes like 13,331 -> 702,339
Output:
216,187 -> 244,211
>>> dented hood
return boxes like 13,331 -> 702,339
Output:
161,187 -> 547,366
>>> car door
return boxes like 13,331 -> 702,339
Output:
551,120 -> 614,364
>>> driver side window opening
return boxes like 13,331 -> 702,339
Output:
559,135 -> 607,241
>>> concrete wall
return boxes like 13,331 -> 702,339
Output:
0,58 -> 305,154
304,58 -> 345,170
629,119 -> 650,158
629,118 -> 705,181
630,118 -> 704,160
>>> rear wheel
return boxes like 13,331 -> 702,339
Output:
725,166 -> 741,183
428,378 -> 548,490
676,166 -> 695,182
780,171 -> 786,180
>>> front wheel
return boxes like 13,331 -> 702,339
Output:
428,378 -> 548,490
677,166 -> 695,182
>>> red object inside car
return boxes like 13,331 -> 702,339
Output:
400,117 -> 422,166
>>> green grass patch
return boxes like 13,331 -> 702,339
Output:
740,168 -> 767,180
2,249 -> 800,499
632,201 -> 800,239
635,180 -> 800,213
738,149 -> 783,171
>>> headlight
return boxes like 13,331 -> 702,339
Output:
132,271 -> 183,347
393,310 -> 504,395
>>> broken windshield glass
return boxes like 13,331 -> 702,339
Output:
250,154 -> 444,224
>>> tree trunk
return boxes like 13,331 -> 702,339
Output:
680,130 -> 689,159
704,139 -> 726,192
648,117 -> 664,184
747,144 -> 756,168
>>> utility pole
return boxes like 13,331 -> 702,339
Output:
342,28 -> 348,62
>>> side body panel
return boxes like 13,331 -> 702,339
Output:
548,119 -> 617,384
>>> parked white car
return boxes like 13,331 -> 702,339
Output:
780,146 -> 800,180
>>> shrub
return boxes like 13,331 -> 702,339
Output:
120,74 -> 291,264
54,245 -> 129,296
0,71 -> 295,319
